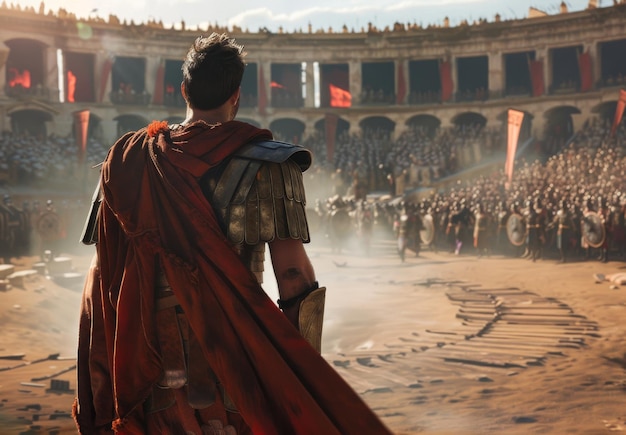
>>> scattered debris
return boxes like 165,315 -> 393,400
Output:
45,379 -> 74,394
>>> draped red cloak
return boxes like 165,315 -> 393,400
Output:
73,120 -> 392,434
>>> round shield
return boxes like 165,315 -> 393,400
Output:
506,212 -> 526,247
37,211 -> 61,241
420,213 -> 435,245
581,211 -> 605,249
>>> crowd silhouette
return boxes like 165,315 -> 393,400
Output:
1,116 -> 625,264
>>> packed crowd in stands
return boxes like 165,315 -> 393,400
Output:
1,115 -> 625,264
298,123 -> 505,202
0,130 -> 109,188
364,117 -> 626,262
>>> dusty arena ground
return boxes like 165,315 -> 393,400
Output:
0,229 -> 625,434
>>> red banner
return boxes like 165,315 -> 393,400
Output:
67,70 -> 77,102
329,84 -> 351,108
325,113 -> 338,163
439,60 -> 453,102
396,60 -> 406,104
578,51 -> 593,92
152,61 -> 165,105
529,60 -> 544,97
99,57 -> 113,103
505,109 -> 525,185
258,66 -> 267,115
611,89 -> 626,137
73,109 -> 90,164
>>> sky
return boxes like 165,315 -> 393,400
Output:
11,0 -> 598,33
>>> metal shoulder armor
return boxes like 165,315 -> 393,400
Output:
207,140 -> 312,246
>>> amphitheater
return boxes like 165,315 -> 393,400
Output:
1,1 -> 625,151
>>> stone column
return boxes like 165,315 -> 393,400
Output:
144,56 -> 159,104
450,56 -> 458,100
393,120 -> 409,140
488,51 -> 503,98
348,60 -> 361,105
304,61 -> 315,108
258,60 -> 271,111
584,42 -> 599,88
95,52 -> 113,104
303,117 -> 317,141
45,46 -> 59,102
0,43 -> 8,98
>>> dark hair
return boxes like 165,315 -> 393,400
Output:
182,33 -> 246,110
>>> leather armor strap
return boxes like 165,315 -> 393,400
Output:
277,281 -> 319,310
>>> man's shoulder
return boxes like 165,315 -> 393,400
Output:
236,140 -> 312,171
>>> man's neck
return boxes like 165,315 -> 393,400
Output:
183,106 -> 232,126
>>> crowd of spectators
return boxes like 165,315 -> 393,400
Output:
0,130 -> 109,188
0,117 -> 616,212
383,117 -> 626,259
297,123 -> 505,202
1,115 -> 626,263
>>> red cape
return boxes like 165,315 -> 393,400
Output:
75,120 -> 392,434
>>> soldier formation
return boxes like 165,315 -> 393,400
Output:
309,117 -> 626,264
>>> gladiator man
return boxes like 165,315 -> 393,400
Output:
549,200 -> 576,262
73,33 -> 391,434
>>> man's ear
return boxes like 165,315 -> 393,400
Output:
230,87 -> 241,105
180,82 -> 187,100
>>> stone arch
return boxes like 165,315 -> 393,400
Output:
406,114 -> 442,138
269,118 -> 306,143
113,114 -> 149,137
359,116 -> 395,135
591,101 -> 617,122
543,105 -> 580,139
314,116 -> 350,138
83,112 -> 105,143
451,111 -> 487,129
8,108 -> 52,137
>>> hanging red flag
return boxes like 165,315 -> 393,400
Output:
67,70 -> 77,102
505,109 -> 525,186
329,84 -> 351,108
270,81 -> 286,89
611,88 -> 626,137
258,66 -> 267,115
578,51 -> 593,92
529,60 -> 544,97
73,109 -> 90,164
396,60 -> 406,104
439,60 -> 453,102
152,60 -> 165,105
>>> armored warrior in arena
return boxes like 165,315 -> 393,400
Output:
74,33 -> 390,435
548,200 -> 577,262
524,200 -> 543,262
473,202 -> 491,257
